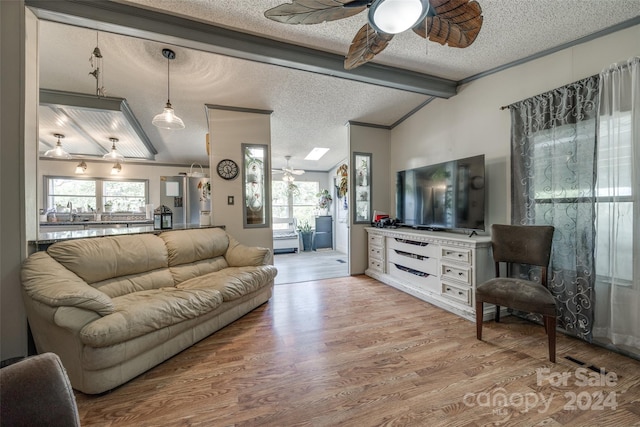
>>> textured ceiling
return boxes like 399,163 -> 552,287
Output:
36,0 -> 640,171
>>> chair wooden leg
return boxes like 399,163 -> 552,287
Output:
546,315 -> 556,363
495,305 -> 500,323
476,300 -> 483,340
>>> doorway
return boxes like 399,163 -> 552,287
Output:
271,170 -> 349,284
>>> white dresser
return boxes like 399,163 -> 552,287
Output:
365,227 -> 493,321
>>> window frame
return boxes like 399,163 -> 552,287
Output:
44,175 -> 149,214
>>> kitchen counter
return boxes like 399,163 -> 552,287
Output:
39,220 -> 154,227
29,224 -> 225,251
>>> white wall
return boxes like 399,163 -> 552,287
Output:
390,25 -> 640,231
208,108 -> 272,249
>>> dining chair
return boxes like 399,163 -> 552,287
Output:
476,224 -> 557,362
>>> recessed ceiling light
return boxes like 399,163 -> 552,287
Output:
305,147 -> 329,161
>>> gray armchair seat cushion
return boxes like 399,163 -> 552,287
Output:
476,278 -> 556,316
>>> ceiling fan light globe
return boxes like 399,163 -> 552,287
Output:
152,105 -> 185,130
369,0 -> 429,35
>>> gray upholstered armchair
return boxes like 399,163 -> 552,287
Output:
475,224 -> 557,362
0,352 -> 81,426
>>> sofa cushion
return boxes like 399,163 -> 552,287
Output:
169,257 -> 229,285
79,287 -> 224,347
225,237 -> 270,267
47,234 -> 168,285
178,265 -> 277,301
21,252 -> 115,316
91,269 -> 175,299
160,228 -> 229,267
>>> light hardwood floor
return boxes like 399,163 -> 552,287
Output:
273,249 -> 348,284
75,276 -> 640,426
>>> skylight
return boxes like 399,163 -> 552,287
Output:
305,147 -> 329,161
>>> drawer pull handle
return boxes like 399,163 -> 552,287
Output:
446,269 -> 452,273
459,272 -> 464,276
458,291 -> 464,295
446,287 -> 451,291
458,254 -> 463,257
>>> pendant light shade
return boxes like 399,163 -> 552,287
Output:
103,137 -> 125,161
152,48 -> 185,130
44,133 -> 72,159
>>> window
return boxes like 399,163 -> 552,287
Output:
45,176 -> 148,214
271,180 -> 319,229
595,112 -> 634,284
530,114 -> 634,284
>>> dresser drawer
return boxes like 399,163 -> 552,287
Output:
388,262 -> 440,293
369,245 -> 385,262
388,249 -> 438,276
441,262 -> 471,285
368,234 -> 384,247
387,237 -> 439,259
441,281 -> 471,305
441,247 -> 471,264
368,258 -> 384,273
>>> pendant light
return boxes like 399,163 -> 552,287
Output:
152,48 -> 185,130
44,133 -> 72,159
102,137 -> 125,162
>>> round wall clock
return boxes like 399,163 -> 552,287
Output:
216,159 -> 239,180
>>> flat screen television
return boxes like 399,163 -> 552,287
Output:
396,154 -> 485,231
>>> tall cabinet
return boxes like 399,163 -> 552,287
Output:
365,227 -> 493,321
314,216 -> 333,250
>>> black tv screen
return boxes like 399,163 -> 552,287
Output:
396,155 -> 485,231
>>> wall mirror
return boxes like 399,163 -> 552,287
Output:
242,143 -> 270,228
353,152 -> 371,224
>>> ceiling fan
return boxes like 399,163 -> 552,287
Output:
273,155 -> 306,182
265,0 -> 483,70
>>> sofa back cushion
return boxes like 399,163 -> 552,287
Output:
160,228 -> 229,267
47,234 -> 169,285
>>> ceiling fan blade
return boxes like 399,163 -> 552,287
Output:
412,0 -> 483,48
344,23 -> 394,70
291,170 -> 305,175
265,0 -> 367,25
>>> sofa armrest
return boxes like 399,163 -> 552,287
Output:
21,252 -> 115,316
225,237 -> 272,267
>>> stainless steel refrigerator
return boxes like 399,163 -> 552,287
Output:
160,175 -> 211,226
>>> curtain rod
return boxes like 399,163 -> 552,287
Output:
499,105 -> 511,110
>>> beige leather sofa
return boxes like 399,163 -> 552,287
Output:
21,228 -> 276,394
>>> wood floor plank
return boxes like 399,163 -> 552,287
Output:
74,276 -> 640,426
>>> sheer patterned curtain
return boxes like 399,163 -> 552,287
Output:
593,57 -> 640,357
510,76 -> 599,341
